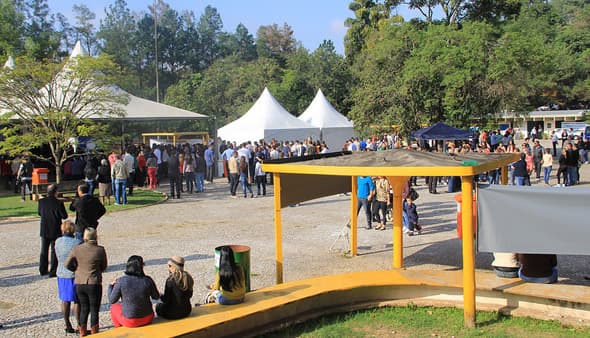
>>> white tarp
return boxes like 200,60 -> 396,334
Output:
218,87 -> 320,144
477,184 -> 590,255
298,89 -> 354,151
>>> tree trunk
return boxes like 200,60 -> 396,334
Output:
55,164 -> 62,185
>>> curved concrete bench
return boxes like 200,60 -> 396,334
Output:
96,269 -> 590,337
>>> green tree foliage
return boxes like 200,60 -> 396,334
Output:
23,0 -> 61,60
0,55 -> 129,183
256,23 -> 297,67
0,0 -> 25,56
72,4 -> 97,56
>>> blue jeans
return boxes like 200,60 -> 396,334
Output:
519,267 -> 558,284
85,179 -> 95,196
543,166 -> 552,184
566,166 -> 578,186
195,172 -> 204,192
240,174 -> 253,197
356,198 -> 371,228
115,178 -> 127,204
515,176 -> 525,186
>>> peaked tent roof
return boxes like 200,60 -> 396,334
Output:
61,41 -> 208,121
3,55 -> 15,69
298,89 -> 353,128
218,87 -> 320,143
411,122 -> 470,140
4,41 -> 208,121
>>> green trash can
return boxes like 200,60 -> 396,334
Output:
215,244 -> 251,292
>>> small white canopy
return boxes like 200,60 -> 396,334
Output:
3,55 -> 15,69
298,89 -> 354,151
218,87 -> 320,144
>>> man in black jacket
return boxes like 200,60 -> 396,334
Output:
70,183 -> 106,240
38,184 -> 68,277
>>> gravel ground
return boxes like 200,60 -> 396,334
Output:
1,142 -> 589,337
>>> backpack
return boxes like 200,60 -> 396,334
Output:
409,188 -> 419,201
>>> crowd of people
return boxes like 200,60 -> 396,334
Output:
36,182 -> 246,336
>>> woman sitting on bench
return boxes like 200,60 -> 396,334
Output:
518,253 -> 558,284
207,246 -> 245,305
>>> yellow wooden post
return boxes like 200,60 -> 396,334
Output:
461,176 -> 475,327
273,173 -> 283,284
388,177 -> 408,268
501,165 -> 508,185
350,176 -> 358,256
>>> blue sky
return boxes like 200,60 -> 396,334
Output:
47,1 -> 423,55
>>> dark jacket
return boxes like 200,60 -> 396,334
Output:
195,155 -> 206,174
512,159 -> 528,177
69,194 -> 106,233
108,274 -> 160,319
156,273 -> 194,319
168,155 -> 180,176
97,164 -> 112,184
38,195 -> 68,239
404,201 -> 418,224
66,240 -> 108,285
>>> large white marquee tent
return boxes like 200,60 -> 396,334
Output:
298,89 -> 354,151
218,87 -> 320,144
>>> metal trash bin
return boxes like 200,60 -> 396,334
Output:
215,244 -> 251,292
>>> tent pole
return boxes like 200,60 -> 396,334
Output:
273,173 -> 283,284
350,176 -> 358,256
389,177 -> 408,268
461,176 -> 476,327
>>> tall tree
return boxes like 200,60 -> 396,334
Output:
256,23 -> 296,67
23,0 -> 60,60
0,0 -> 25,56
309,40 -> 352,114
98,0 -> 136,71
0,55 -> 129,183
72,4 -> 97,55
197,5 -> 224,69
344,0 -> 394,60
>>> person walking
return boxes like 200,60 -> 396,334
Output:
373,177 -> 390,230
38,184 -> 68,277
69,184 -> 106,241
97,159 -> 112,205
65,228 -> 108,336
238,156 -> 253,198
228,151 -> 239,197
16,157 -> 33,201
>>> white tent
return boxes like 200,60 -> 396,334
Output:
298,89 -> 354,151
65,41 -> 208,121
218,87 -> 320,144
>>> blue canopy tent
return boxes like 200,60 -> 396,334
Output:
411,122 -> 470,140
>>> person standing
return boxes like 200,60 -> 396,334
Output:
69,184 -> 106,240
183,154 -> 195,194
532,140 -> 544,181
111,154 -> 129,205
146,154 -> 158,190
228,151 -> 239,197
168,150 -> 181,199
55,220 -> 82,334
38,184 -> 68,277
551,130 -> 558,157
16,157 -> 33,201
512,152 -> 529,186
204,144 -> 215,183
541,148 -> 553,185
239,156 -> 254,198
356,176 -> 375,229
123,148 -> 136,196
97,159 -> 112,205
254,156 -> 266,196
221,144 -> 235,183
83,162 -> 97,196
194,152 -> 206,193
373,177 -> 390,231
65,228 -> 108,336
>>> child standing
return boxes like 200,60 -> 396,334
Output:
403,197 -> 421,236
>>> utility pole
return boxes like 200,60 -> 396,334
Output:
154,0 -> 160,102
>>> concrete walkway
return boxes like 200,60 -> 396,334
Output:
1,142 -> 589,337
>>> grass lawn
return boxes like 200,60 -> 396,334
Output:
0,189 -> 166,218
261,305 -> 590,337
